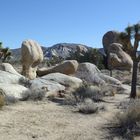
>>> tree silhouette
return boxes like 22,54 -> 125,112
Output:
67,48 -> 105,69
120,23 -> 140,98
0,42 -> 11,62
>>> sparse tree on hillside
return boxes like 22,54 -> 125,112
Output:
1,47 -> 11,62
0,42 -> 11,62
67,48 -> 105,69
120,23 -> 140,98
3,50 -> 11,62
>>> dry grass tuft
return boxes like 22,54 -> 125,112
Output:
22,88 -> 46,101
73,84 -> 103,103
108,99 -> 140,139
63,83 -> 106,114
100,84 -> 116,96
77,98 -> 98,114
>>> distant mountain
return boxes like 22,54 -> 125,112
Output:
10,43 -> 92,61
10,48 -> 21,61
43,43 -> 90,59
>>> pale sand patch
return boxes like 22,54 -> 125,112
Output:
0,94 -> 128,140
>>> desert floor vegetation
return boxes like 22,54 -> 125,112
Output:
0,63 -> 140,139
61,83 -> 115,114
0,86 -> 130,140
106,99 -> 140,140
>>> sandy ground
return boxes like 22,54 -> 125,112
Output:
0,94 -> 129,140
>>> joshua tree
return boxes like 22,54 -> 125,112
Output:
3,51 -> 11,62
0,42 -> 11,62
1,47 -> 11,62
120,23 -> 140,98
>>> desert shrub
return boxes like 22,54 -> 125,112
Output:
77,98 -> 98,114
43,56 -> 64,67
64,83 -> 107,106
19,77 -> 30,88
108,99 -> 140,139
100,84 -> 116,96
22,88 -> 46,101
4,95 -> 18,105
63,83 -> 106,114
72,84 -> 104,103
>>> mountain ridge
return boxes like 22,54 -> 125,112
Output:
10,43 -> 101,61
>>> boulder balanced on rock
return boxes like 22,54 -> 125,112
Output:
102,31 -> 133,71
37,60 -> 79,76
102,30 -> 122,53
108,43 -> 133,71
21,40 -> 43,79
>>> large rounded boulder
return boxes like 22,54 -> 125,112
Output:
108,43 -> 133,71
75,62 -> 121,85
0,70 -> 25,84
21,40 -> 43,79
102,31 -> 122,53
0,70 -> 29,101
37,60 -> 79,76
0,84 -> 29,101
0,63 -> 21,76
29,73 -> 83,98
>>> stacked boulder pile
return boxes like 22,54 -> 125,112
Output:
102,31 -> 133,71
0,39 -> 129,102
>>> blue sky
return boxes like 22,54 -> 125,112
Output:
0,0 -> 140,49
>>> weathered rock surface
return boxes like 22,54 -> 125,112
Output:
119,84 -> 131,94
30,78 -> 65,92
0,84 -> 29,100
0,63 -> 21,76
75,62 -> 121,85
37,60 -> 79,76
108,43 -> 133,71
42,73 -> 82,87
0,70 -> 25,84
30,73 -> 82,92
102,30 -> 122,53
21,40 -> 43,79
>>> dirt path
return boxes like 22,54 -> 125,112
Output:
0,94 -> 128,140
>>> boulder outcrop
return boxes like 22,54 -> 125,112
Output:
108,43 -> 133,71
37,60 -> 79,76
0,84 -> 29,100
21,40 -> 43,79
0,63 -> 21,76
75,62 -> 121,85
30,73 -> 82,92
0,70 -> 25,84
102,30 -> 122,53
